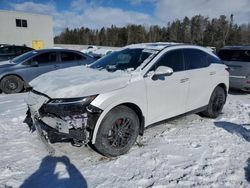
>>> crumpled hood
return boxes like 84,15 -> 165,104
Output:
0,60 -> 15,68
30,66 -> 132,98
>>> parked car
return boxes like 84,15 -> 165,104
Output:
81,45 -> 115,59
0,49 -> 95,94
0,44 -> 8,47
25,43 -> 229,157
218,46 -> 250,92
0,45 -> 34,61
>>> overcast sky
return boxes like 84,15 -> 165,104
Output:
1,0 -> 249,35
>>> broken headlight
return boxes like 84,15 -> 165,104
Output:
42,95 -> 97,116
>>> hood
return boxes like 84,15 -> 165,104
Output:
30,66 -> 132,98
0,60 -> 15,68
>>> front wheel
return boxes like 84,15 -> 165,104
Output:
0,75 -> 24,94
201,86 -> 226,118
94,106 -> 140,157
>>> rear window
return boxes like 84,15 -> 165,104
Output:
61,52 -> 85,62
218,49 -> 250,62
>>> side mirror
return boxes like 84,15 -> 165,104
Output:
30,61 -> 38,67
153,66 -> 173,77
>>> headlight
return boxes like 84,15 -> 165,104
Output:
49,95 -> 97,105
42,95 -> 97,116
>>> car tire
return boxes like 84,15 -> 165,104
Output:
94,105 -> 140,157
0,75 -> 24,94
201,86 -> 226,118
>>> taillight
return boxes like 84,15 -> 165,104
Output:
247,80 -> 250,84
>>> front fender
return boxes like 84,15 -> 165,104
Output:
90,99 -> 146,144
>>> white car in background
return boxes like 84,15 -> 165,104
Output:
25,43 -> 229,157
81,45 -> 114,58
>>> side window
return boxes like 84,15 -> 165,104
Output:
207,55 -> 223,65
0,46 -> 14,54
75,53 -> 86,60
184,49 -> 208,70
14,47 -> 25,55
33,52 -> 57,64
61,52 -> 76,62
152,50 -> 184,72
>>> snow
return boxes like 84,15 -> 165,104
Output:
30,66 -> 131,98
0,91 -> 250,187
81,46 -> 115,57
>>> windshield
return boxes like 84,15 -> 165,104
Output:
89,48 -> 156,71
12,51 -> 38,64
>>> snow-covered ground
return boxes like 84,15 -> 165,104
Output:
0,91 -> 250,187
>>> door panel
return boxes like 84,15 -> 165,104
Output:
145,71 -> 189,124
185,68 -> 213,111
23,52 -> 59,82
144,49 -> 189,124
59,52 -> 80,69
183,49 -> 213,111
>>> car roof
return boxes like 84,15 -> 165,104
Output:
124,42 -> 216,55
33,48 -> 83,53
220,45 -> 250,50
126,42 -> 182,51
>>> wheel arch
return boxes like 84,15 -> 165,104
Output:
217,83 -> 228,99
119,102 -> 145,136
0,74 -> 25,83
91,102 -> 145,144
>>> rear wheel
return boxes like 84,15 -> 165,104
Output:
201,86 -> 226,118
0,75 -> 24,94
94,106 -> 140,157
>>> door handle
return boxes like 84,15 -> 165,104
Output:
209,71 -> 216,75
54,65 -> 59,68
180,78 -> 189,83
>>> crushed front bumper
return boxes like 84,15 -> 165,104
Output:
24,91 -> 102,154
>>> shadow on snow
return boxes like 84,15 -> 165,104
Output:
20,155 -> 87,188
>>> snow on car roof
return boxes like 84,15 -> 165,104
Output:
125,42 -> 182,51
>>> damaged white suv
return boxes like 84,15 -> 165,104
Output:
25,43 -> 229,157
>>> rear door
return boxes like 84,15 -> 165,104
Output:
218,49 -> 250,77
183,49 -> 214,111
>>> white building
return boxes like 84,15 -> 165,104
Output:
0,10 -> 53,49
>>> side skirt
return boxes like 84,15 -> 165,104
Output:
145,105 -> 208,130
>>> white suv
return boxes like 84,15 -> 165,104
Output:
25,43 -> 229,157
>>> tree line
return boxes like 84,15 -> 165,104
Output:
54,15 -> 250,49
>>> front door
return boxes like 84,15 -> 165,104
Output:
144,49 -> 189,125
24,52 -> 59,81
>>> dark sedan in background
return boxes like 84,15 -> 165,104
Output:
0,49 -> 95,94
0,45 -> 34,61
218,46 -> 250,92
